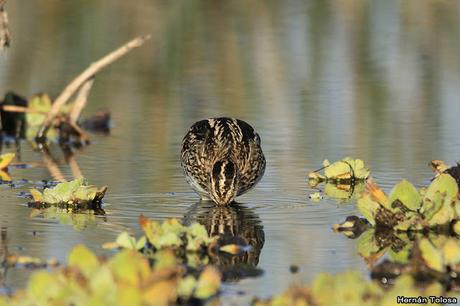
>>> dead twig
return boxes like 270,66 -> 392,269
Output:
1,105 -> 46,114
69,78 -> 94,125
0,0 -> 10,50
36,35 -> 151,142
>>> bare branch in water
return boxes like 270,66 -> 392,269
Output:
36,35 -> 151,142
69,78 -> 94,125
0,1 -> 11,50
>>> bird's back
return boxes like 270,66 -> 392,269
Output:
181,118 -> 265,198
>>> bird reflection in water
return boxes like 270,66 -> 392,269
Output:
183,201 -> 265,281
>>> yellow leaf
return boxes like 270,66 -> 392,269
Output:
419,239 -> 444,272
0,153 -> 15,170
366,180 -> 390,209
142,280 -> 177,306
30,189 -> 43,202
0,170 -> 11,181
194,266 -> 221,299
68,244 -> 99,277
29,208 -> 41,218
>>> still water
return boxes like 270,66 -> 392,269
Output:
1,0 -> 460,304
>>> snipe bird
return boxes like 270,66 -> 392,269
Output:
181,118 -> 266,205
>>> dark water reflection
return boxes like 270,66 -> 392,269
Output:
184,201 -> 265,281
1,0 -> 460,304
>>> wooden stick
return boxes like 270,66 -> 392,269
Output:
69,78 -> 94,125
1,105 -> 46,114
36,35 -> 151,141
0,1 -> 10,50
69,121 -> 91,144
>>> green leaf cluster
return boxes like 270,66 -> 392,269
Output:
357,174 -> 459,230
355,229 -> 460,280
30,178 -> 107,207
308,157 -> 370,183
252,271 -> 445,306
0,245 -> 221,306
323,181 -> 366,203
25,93 -> 73,142
139,216 -> 216,252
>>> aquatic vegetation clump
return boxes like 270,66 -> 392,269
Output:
105,215 -> 262,279
139,215 -> 216,252
0,245 -> 221,306
334,171 -> 460,287
308,158 -> 369,203
25,93 -> 65,142
355,174 -> 459,231
0,152 -> 14,181
354,229 -> 460,288
0,152 -> 14,170
29,177 -> 107,209
103,215 -> 217,256
308,157 -> 370,184
252,270 -> 446,306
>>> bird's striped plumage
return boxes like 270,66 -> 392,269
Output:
181,118 -> 265,205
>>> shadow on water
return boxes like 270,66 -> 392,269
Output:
183,201 -> 265,281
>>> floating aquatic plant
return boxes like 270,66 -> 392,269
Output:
324,181 -> 366,203
0,152 -> 14,170
308,158 -> 369,204
29,178 -> 107,209
353,174 -> 459,231
430,160 -> 460,187
24,93 -> 78,142
252,270 -> 448,306
0,152 -> 14,181
308,157 -> 370,184
104,215 -> 261,280
0,245 -> 221,306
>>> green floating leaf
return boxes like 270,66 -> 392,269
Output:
442,239 -> 460,266
421,191 -> 445,220
138,215 -> 215,253
387,244 -> 411,264
194,266 -> 221,299
454,221 -> 460,236
324,182 -> 365,202
356,229 -> 383,260
177,276 -> 197,299
388,179 -> 421,211
32,178 -> 107,207
308,157 -> 370,183
427,195 -> 455,226
425,173 -> 458,202
419,238 -> 444,272
0,153 -> 15,170
114,232 -> 146,250
357,194 -> 380,226
68,244 -> 99,277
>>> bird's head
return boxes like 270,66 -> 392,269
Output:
209,159 -> 238,205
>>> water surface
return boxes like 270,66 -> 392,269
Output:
1,1 -> 460,304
